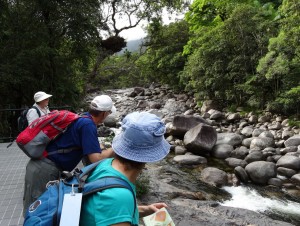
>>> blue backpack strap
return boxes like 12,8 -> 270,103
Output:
82,176 -> 137,225
72,160 -> 103,191
79,160 -> 103,178
31,105 -> 41,117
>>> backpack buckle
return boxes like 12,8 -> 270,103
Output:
61,171 -> 73,180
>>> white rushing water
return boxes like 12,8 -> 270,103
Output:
220,186 -> 300,216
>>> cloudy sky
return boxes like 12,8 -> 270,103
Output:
119,9 -> 185,41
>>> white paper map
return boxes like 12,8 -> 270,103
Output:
143,207 -> 175,226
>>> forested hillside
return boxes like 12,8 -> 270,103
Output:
0,0 -> 299,134
100,0 -> 299,117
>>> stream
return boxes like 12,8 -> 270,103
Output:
222,185 -> 300,225
99,88 -> 300,225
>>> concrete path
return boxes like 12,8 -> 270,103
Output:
0,142 -> 27,226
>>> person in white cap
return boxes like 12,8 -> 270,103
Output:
23,94 -> 116,217
26,91 -> 52,125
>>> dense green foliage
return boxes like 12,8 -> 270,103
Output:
256,0 -> 300,114
0,0 -> 187,109
0,0 -> 101,108
181,3 -> 278,108
105,0 -> 298,116
0,0 -> 299,118
92,19 -> 189,89
0,0 -> 187,138
136,19 -> 189,88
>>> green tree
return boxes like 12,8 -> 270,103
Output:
181,3 -> 276,107
135,19 -> 189,88
0,0 -> 190,138
0,0 -> 189,109
256,0 -> 300,114
0,0 -> 101,108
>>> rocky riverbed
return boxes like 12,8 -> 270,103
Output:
85,84 -> 300,226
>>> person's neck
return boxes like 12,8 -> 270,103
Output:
36,104 -> 47,112
112,159 -> 141,183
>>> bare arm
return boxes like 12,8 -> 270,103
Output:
87,148 -> 114,163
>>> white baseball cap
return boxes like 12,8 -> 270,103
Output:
90,95 -> 116,113
34,91 -> 52,103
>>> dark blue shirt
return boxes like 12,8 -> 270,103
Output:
46,113 -> 102,171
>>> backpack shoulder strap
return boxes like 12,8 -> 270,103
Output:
82,176 -> 137,221
72,160 -> 104,191
82,176 -> 135,196
31,106 -> 41,117
79,160 -> 102,178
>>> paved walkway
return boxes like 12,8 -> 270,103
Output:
0,142 -> 27,226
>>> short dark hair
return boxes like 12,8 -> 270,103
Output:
88,107 -> 103,117
114,154 -> 145,171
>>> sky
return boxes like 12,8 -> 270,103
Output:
119,9 -> 185,41
120,23 -> 147,41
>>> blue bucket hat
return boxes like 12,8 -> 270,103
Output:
112,112 -> 170,163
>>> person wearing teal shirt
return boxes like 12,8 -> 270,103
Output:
80,111 -> 171,226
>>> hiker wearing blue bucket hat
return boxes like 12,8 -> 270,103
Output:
80,112 -> 171,226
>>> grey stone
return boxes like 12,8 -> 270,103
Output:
245,151 -> 264,163
231,146 -> 249,159
216,133 -> 243,147
250,137 -> 275,149
173,154 -> 207,165
211,144 -> 233,159
200,167 -> 228,187
169,115 -> 209,137
276,155 -> 300,170
277,167 -> 297,178
291,174 -> 300,186
245,161 -> 277,185
174,146 -> 187,155
284,135 -> 300,147
268,178 -> 283,187
225,158 -> 248,168
184,124 -> 217,155
234,166 -> 249,183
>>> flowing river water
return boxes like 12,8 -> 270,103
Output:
103,88 -> 300,225
222,185 -> 300,224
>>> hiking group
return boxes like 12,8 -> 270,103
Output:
20,91 -> 171,226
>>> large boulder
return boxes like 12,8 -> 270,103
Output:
245,161 -> 277,185
291,174 -> 300,186
276,155 -> 300,170
200,167 -> 228,187
250,137 -> 275,150
225,158 -> 247,168
162,99 -> 188,117
200,100 -> 219,113
103,114 -> 118,127
211,144 -> 233,159
173,154 -> 207,165
231,146 -> 249,159
244,151 -> 264,163
168,115 -> 209,138
284,135 -> 300,147
184,124 -> 217,155
216,133 -> 243,147
234,166 -> 249,183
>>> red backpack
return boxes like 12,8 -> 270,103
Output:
16,110 -> 80,159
